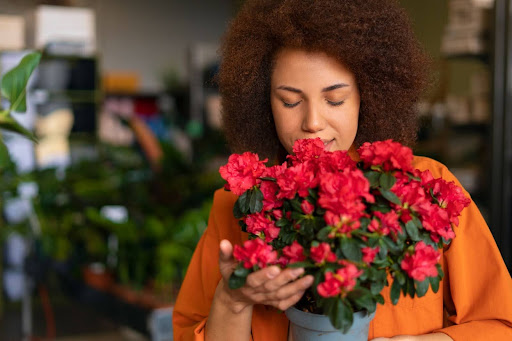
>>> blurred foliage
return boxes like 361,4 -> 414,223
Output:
2,141 -> 224,294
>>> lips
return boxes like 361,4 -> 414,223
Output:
322,139 -> 335,151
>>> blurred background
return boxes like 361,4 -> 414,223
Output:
0,0 -> 510,340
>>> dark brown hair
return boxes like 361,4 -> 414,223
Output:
218,0 -> 431,161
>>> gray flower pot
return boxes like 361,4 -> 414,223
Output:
285,307 -> 375,341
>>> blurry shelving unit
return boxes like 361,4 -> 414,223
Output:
410,0 -> 512,268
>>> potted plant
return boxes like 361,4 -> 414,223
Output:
220,138 -> 470,340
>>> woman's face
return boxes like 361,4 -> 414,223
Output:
270,48 -> 360,154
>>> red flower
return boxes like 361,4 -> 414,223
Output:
318,169 -> 374,218
281,241 -> 306,264
362,246 -> 380,264
244,212 -> 281,242
288,138 -> 326,164
260,181 -> 282,211
317,272 -> 342,297
219,152 -> 268,195
358,139 -> 414,172
425,178 -> 471,227
324,211 -> 361,235
370,211 -> 402,236
400,241 -> 440,281
233,238 -> 278,269
317,262 -> 363,298
310,243 -> 337,264
276,162 -> 317,199
301,200 -> 315,215
262,162 -> 287,179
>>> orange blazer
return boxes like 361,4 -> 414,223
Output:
173,156 -> 512,340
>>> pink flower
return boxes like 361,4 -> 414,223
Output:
358,139 -> 414,172
301,200 -> 315,215
400,241 -> 440,281
219,152 -> 268,195
362,247 -> 380,264
370,211 -> 402,236
233,238 -> 278,269
244,212 -> 281,242
310,243 -> 337,264
281,241 -> 306,264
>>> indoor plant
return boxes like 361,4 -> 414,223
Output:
220,138 -> 470,338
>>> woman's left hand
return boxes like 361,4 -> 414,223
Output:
371,333 -> 453,341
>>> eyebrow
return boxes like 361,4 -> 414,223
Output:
276,83 -> 349,93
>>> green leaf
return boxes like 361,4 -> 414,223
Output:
348,288 -> 377,313
290,198 -> 302,212
238,191 -> 249,213
340,238 -> 362,262
228,273 -> 247,289
390,279 -> 401,305
1,52 -> 41,112
375,294 -> 385,305
395,271 -> 406,285
233,200 -> 244,219
436,264 -> 444,279
380,188 -> 401,205
405,220 -> 421,241
415,279 -> 430,297
233,266 -> 250,277
328,298 -> 353,333
287,261 -> 315,268
276,218 -> 290,228
317,226 -> 332,241
0,113 -> 37,142
370,281 -> 385,296
364,170 -> 381,188
249,187 -> 263,213
430,276 -> 440,293
0,139 -> 10,167
379,172 -> 396,190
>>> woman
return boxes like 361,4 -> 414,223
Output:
173,0 -> 512,340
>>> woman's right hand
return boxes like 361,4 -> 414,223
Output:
216,239 -> 314,314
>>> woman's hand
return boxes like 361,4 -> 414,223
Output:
216,239 -> 314,313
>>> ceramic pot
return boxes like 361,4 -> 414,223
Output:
285,307 -> 375,341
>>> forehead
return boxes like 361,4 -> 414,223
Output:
271,47 -> 356,85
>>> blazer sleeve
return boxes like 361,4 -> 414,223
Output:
172,190 -> 224,341
432,164 -> 512,340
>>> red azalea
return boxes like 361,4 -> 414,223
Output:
282,241 -> 306,264
260,181 -> 283,211
317,150 -> 357,174
219,152 -> 268,196
358,139 -> 414,172
276,161 -> 317,199
371,211 -> 402,236
336,261 -> 364,292
318,169 -> 374,218
317,272 -> 342,298
425,178 -> 471,226
262,162 -> 287,179
244,212 -> 281,242
310,242 -> 337,264
324,211 -> 361,235
420,203 -> 454,241
362,246 -> 380,264
288,138 -> 326,164
233,238 -> 278,269
400,241 -> 440,281
301,200 -> 315,215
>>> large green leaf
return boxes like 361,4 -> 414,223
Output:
0,112 -> 37,142
1,52 -> 41,113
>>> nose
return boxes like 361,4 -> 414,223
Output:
301,102 -> 326,133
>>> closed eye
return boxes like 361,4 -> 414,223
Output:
283,100 -> 302,108
327,100 -> 345,107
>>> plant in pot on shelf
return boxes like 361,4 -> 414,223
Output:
220,138 -> 471,340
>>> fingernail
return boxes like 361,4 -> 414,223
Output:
292,268 -> 304,276
267,267 -> 280,278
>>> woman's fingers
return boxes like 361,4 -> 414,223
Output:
218,239 -> 237,280
245,266 -> 281,288
261,268 -> 305,292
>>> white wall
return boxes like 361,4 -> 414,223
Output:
0,0 -> 235,91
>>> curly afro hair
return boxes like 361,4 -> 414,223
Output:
218,0 -> 431,161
